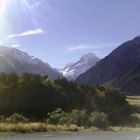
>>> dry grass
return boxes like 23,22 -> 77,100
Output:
127,96 -> 140,118
127,96 -> 140,105
0,123 -> 47,133
0,122 -> 140,133
0,123 -> 90,133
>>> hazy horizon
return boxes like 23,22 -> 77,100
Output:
0,0 -> 140,68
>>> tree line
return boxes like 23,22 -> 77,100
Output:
0,73 -> 132,125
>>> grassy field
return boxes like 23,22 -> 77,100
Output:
127,96 -> 140,126
127,96 -> 140,105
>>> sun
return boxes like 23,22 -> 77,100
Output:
0,0 -> 19,13
0,0 -> 47,39
0,0 -> 9,13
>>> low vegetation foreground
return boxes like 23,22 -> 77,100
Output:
0,73 -> 139,133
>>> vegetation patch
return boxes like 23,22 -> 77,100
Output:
0,73 -> 139,133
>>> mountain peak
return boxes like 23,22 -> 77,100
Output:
76,36 -> 140,95
80,52 -> 99,62
60,53 -> 100,80
80,52 -> 98,60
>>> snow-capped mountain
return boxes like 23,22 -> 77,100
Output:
60,53 -> 100,80
0,46 -> 61,79
76,36 -> 140,95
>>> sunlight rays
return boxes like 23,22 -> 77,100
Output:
0,0 -> 7,12
21,0 -> 41,30
0,0 -> 51,42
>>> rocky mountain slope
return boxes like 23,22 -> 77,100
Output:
0,46 -> 61,79
76,37 -> 140,95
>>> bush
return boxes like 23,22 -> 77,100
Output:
69,109 -> 88,126
6,113 -> 28,123
47,108 -> 69,124
89,111 -> 109,129
47,109 -> 89,126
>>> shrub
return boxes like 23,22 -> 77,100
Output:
69,109 -> 88,126
89,111 -> 109,129
6,113 -> 28,123
47,108 -> 69,124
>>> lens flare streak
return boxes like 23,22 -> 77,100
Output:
0,0 -> 46,39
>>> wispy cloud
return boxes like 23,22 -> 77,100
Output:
64,45 -> 93,53
8,28 -> 44,39
11,44 -> 20,48
64,43 -> 120,53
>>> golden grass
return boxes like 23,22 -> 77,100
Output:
0,122 -> 140,133
0,123 -> 47,133
127,96 -> 140,105
0,123 -> 90,133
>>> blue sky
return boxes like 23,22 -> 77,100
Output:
0,0 -> 140,68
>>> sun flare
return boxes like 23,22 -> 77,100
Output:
0,0 -> 43,39
0,0 -> 9,13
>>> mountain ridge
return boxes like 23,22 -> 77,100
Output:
0,46 -> 62,79
76,36 -> 140,95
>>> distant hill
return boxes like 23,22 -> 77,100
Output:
0,46 -> 62,79
60,53 -> 100,80
76,36 -> 140,95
